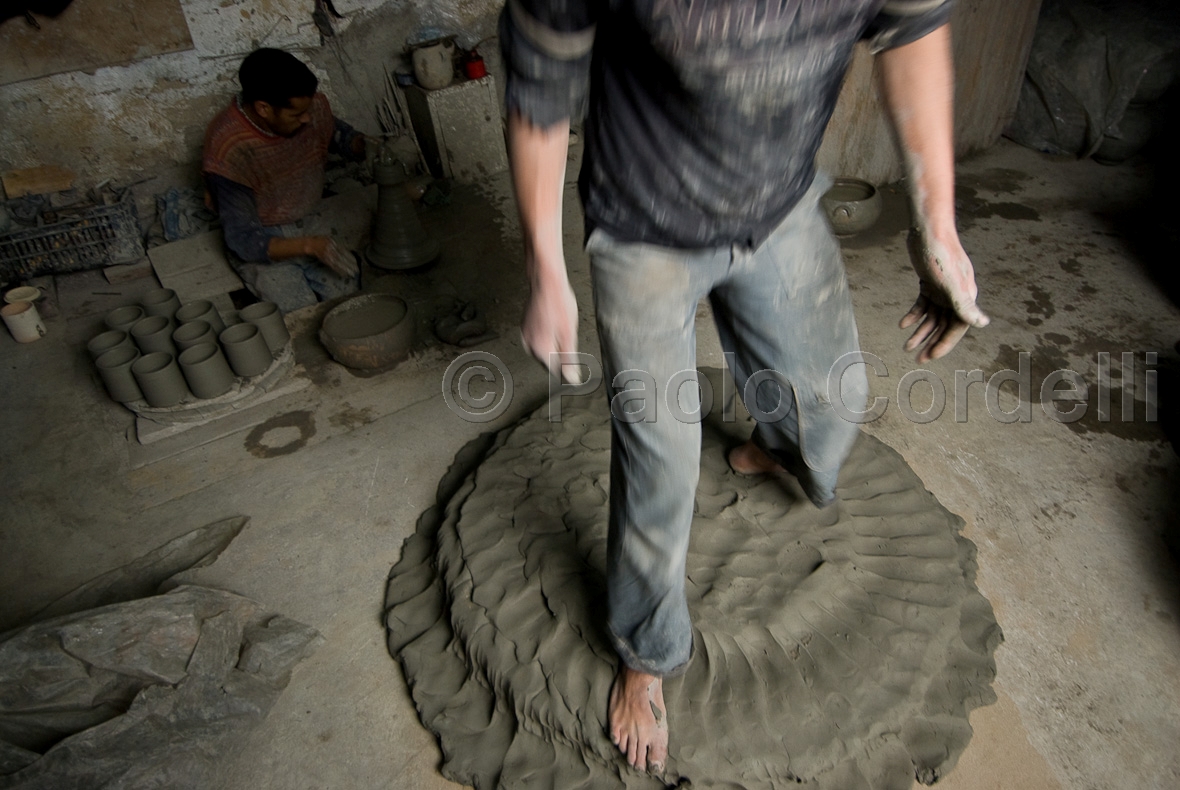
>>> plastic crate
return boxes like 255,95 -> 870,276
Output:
0,193 -> 144,281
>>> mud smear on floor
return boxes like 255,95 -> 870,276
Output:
988,340 -> 1167,442
244,411 -> 316,458
956,185 -> 1041,230
329,403 -> 376,430
385,380 -> 1002,789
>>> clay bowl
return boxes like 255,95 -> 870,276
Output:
319,294 -> 414,370
821,177 -> 882,236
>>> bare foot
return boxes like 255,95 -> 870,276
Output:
609,665 -> 668,773
728,440 -> 781,476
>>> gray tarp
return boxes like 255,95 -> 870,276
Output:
0,519 -> 322,789
1006,0 -> 1179,159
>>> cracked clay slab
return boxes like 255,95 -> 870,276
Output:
386,381 -> 1002,789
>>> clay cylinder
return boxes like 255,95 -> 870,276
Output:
104,305 -> 144,333
131,352 -> 189,408
219,323 -> 272,377
1,301 -> 46,343
179,342 -> 235,399
95,346 -> 143,403
87,329 -> 135,360
239,301 -> 289,354
173,320 -> 218,351
175,300 -> 225,335
131,315 -> 176,356
141,288 -> 181,322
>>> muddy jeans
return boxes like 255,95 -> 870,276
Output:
589,175 -> 867,677
230,217 -> 359,314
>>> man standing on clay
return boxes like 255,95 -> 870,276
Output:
500,0 -> 988,776
203,47 -> 364,313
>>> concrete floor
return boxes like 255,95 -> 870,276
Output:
2,137 -> 1178,789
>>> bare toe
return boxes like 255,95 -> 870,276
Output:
608,666 -> 669,774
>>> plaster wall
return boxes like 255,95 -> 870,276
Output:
0,0 -> 1039,191
0,0 -> 503,189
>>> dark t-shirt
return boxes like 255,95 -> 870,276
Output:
501,0 -> 954,249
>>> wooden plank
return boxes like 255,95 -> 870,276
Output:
148,230 -> 244,303
2,165 -> 75,198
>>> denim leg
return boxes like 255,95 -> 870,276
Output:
710,178 -> 867,507
589,231 -> 718,677
297,257 -> 360,302
233,262 -> 319,314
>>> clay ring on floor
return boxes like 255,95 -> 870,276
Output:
319,293 -> 414,370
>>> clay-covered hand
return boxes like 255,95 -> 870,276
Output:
315,237 -> 359,279
901,227 -> 989,363
521,265 -> 582,384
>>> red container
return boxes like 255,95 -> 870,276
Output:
462,52 -> 487,80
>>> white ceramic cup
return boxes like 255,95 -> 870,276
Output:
1,301 -> 46,343
3,286 -> 41,305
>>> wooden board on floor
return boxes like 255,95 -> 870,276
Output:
148,230 -> 243,302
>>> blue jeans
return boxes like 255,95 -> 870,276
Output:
588,175 -> 867,677
231,220 -> 359,313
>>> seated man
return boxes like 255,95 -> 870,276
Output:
202,47 -> 364,313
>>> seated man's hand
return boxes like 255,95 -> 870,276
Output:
308,236 -> 359,279
901,227 -> 988,363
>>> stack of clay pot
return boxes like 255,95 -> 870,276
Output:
89,288 -> 290,408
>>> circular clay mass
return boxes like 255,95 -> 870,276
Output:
386,385 -> 1001,790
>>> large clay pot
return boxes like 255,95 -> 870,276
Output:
95,346 -> 143,403
821,178 -> 882,236
175,300 -> 225,335
173,320 -> 218,351
219,323 -> 272,378
132,352 -> 189,408
141,288 -> 181,322
131,315 -> 176,356
87,329 -> 135,360
412,39 -> 455,90
239,301 -> 290,354
179,342 -> 235,399
319,294 -> 414,369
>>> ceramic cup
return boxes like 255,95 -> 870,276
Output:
412,39 -> 456,90
141,288 -> 181,322
239,301 -> 290,354
87,329 -> 135,360
179,342 -> 235,399
219,323 -> 272,378
130,315 -> 176,356
1,301 -> 46,343
175,300 -> 225,335
104,305 -> 144,333
173,320 -> 218,351
95,346 -> 143,402
3,286 -> 41,304
131,352 -> 189,408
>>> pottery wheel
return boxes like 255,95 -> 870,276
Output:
386,389 -> 1001,789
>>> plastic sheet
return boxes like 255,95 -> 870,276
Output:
0,520 -> 322,790
1006,0 -> 1180,159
